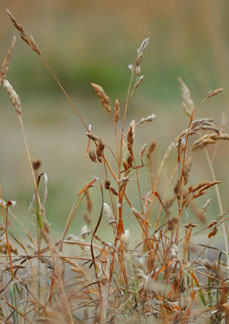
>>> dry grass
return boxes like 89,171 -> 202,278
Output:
0,11 -> 229,324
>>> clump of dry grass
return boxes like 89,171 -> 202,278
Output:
0,10 -> 229,324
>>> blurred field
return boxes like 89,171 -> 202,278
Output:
1,0 -> 229,231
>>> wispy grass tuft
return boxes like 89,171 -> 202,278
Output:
0,10 -> 228,324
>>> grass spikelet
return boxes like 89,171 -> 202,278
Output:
0,36 -> 16,84
178,77 -> 195,116
192,132 -> 229,151
201,88 -> 224,104
96,138 -> 105,162
2,79 -> 22,114
6,9 -> 41,56
136,113 -> 157,126
114,98 -> 120,123
136,37 -> 149,67
91,82 -> 111,115
147,141 -> 156,159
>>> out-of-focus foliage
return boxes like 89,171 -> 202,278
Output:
0,0 -> 229,101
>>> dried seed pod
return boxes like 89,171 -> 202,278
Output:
104,179 -> 110,190
89,150 -> 97,163
208,226 -> 218,239
147,141 -> 156,159
96,138 -> 105,162
127,125 -> 134,155
184,222 -> 197,229
127,155 -> 133,167
110,187 -> 118,196
207,220 -> 217,228
32,159 -> 41,171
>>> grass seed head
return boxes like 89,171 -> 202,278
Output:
115,98 -> 120,123
96,138 -> 105,162
0,36 -> 16,84
178,77 -> 195,115
2,79 -> 22,114
136,37 -> 149,66
147,141 -> 156,159
91,82 -> 111,114
7,9 -> 41,56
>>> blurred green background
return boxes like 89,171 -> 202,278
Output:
0,0 -> 229,239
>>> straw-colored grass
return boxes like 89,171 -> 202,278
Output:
0,10 -> 228,324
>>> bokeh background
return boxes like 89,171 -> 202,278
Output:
1,0 -> 229,238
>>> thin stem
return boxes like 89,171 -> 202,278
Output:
204,147 -> 229,275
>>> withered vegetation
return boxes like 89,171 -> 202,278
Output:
0,11 -> 229,324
